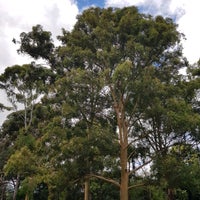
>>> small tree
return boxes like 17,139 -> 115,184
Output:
0,63 -> 54,199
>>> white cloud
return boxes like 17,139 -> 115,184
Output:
105,0 -> 183,17
0,0 -> 79,125
0,0 -> 78,73
105,0 -> 144,7
176,1 -> 200,64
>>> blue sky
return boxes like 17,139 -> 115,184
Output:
0,0 -> 200,123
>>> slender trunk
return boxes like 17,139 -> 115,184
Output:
0,184 -> 6,200
0,174 -> 6,200
120,143 -> 129,200
84,126 -> 90,200
167,188 -> 174,200
84,179 -> 89,200
111,88 -> 130,200
25,193 -> 29,200
119,112 -> 129,200
24,100 -> 27,130
13,174 -> 20,200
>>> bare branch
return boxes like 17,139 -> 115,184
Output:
128,182 -> 145,190
129,159 -> 152,176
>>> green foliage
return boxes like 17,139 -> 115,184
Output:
0,63 -> 54,113
151,146 -> 200,199
17,24 -> 54,61
0,103 -> 12,111
90,179 -> 119,200
129,186 -> 167,200
4,146 -> 36,176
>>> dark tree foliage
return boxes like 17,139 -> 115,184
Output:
17,25 -> 55,62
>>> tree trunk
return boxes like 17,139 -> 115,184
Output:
0,184 -> 6,200
13,174 -> 20,200
84,179 -> 90,200
167,188 -> 174,200
112,90 -> 129,200
0,174 -> 6,200
25,193 -> 29,200
120,143 -> 129,200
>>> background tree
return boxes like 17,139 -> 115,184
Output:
0,63 -> 54,200
131,64 -> 200,198
0,64 -> 54,129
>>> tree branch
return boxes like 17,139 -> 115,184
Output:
129,159 -> 152,176
86,174 -> 120,188
128,182 -> 145,190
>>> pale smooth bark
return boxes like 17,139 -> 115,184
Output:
84,179 -> 90,200
13,174 -> 20,200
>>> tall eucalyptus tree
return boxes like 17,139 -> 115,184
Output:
56,6 -> 188,200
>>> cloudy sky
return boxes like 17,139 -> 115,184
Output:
0,0 -> 200,124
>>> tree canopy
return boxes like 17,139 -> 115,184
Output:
0,6 -> 200,200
